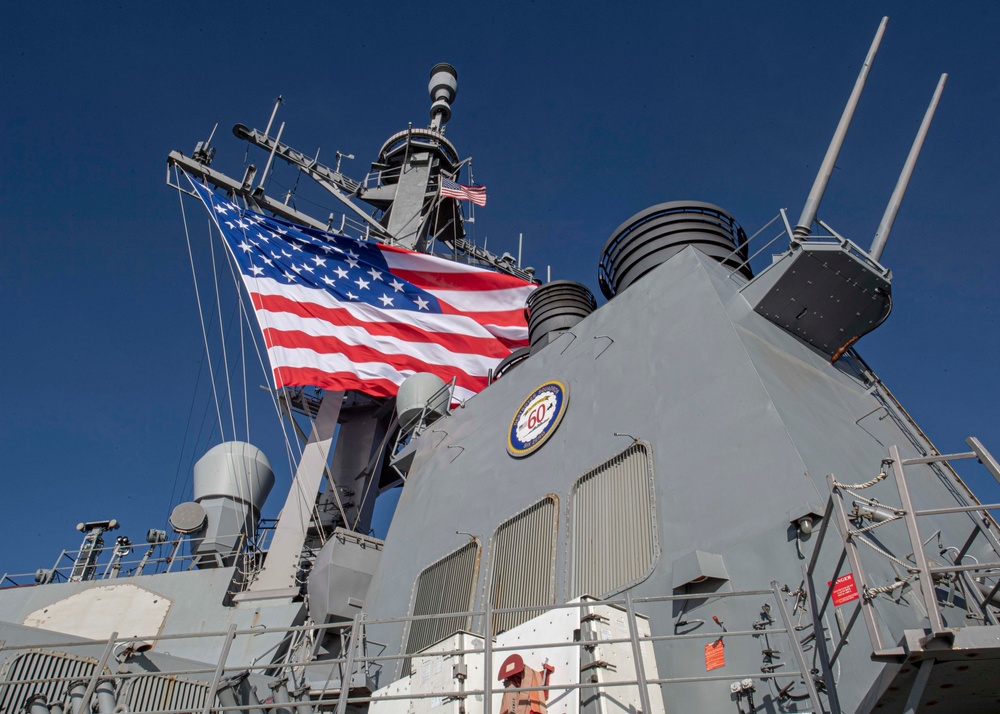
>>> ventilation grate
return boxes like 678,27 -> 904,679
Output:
405,540 -> 480,661
0,650 -> 105,713
569,442 -> 658,598
488,496 -> 558,634
120,672 -> 211,712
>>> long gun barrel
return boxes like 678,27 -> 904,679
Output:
794,16 -> 888,237
869,73 -> 948,262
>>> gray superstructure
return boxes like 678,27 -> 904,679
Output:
1,18 -> 999,714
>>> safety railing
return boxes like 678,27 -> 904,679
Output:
807,437 -> 1000,661
0,586 -> 833,714
1,523 -> 278,589
725,208 -> 892,285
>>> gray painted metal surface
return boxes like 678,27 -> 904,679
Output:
363,247 -> 1000,712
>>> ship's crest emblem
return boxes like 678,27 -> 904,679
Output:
507,380 -> 568,457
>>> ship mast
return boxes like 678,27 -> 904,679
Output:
168,63 -> 533,280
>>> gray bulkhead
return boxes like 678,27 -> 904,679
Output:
363,244 -> 988,711
0,566 -> 303,665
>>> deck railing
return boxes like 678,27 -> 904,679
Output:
0,587 -> 830,714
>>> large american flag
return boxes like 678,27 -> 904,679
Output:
440,178 -> 487,206
188,178 -> 534,402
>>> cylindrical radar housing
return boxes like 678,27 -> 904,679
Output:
189,441 -> 275,568
428,63 -> 458,125
193,441 -> 274,513
599,201 -> 751,299
397,372 -> 451,429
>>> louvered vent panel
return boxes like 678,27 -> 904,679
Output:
405,540 -> 480,659
570,442 -> 657,598
0,651 -> 103,712
0,650 -> 211,714
489,497 -> 557,634
120,672 -> 211,712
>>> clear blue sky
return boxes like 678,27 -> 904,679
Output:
2,2 -> 998,578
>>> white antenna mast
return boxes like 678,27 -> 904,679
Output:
257,121 -> 285,192
794,17 -> 889,238
869,73 -> 948,262
263,96 -> 283,137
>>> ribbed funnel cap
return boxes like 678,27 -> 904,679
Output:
525,280 -> 598,353
599,201 -> 751,299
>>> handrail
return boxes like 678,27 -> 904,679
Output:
0,587 -> 821,714
807,437 -> 1000,667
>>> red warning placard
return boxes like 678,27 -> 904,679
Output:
829,573 -> 859,607
705,639 -> 725,670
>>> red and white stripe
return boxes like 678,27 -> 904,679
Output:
241,247 -> 535,402
440,182 -> 487,206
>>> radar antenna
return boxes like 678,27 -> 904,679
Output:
428,63 -> 458,131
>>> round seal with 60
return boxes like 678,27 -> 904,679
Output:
507,380 -> 569,457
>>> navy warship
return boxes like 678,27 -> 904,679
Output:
1,17 -> 999,714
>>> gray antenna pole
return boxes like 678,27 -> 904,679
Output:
263,96 -> 282,138
869,73 -> 948,262
794,16 -> 889,238
257,121 -> 286,192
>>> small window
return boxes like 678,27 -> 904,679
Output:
487,496 -> 558,634
569,442 -> 658,598
404,540 -> 480,658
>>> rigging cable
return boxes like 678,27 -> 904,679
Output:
207,216 -> 238,441
174,167 -> 225,453
218,205 -> 304,469
164,336 -> 207,528
167,291 -> 242,520
218,222 -> 305,509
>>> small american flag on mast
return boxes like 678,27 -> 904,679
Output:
440,178 -> 487,206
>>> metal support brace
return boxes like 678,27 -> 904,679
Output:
337,613 -> 363,714
800,563 -> 842,714
203,624 -> 238,714
484,594 -> 494,714
968,437 -> 1000,484
624,591 -> 654,714
78,631 -> 117,714
827,473 -> 886,651
770,582 -> 825,713
249,392 -> 344,594
902,658 -> 934,714
890,446 -> 948,637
